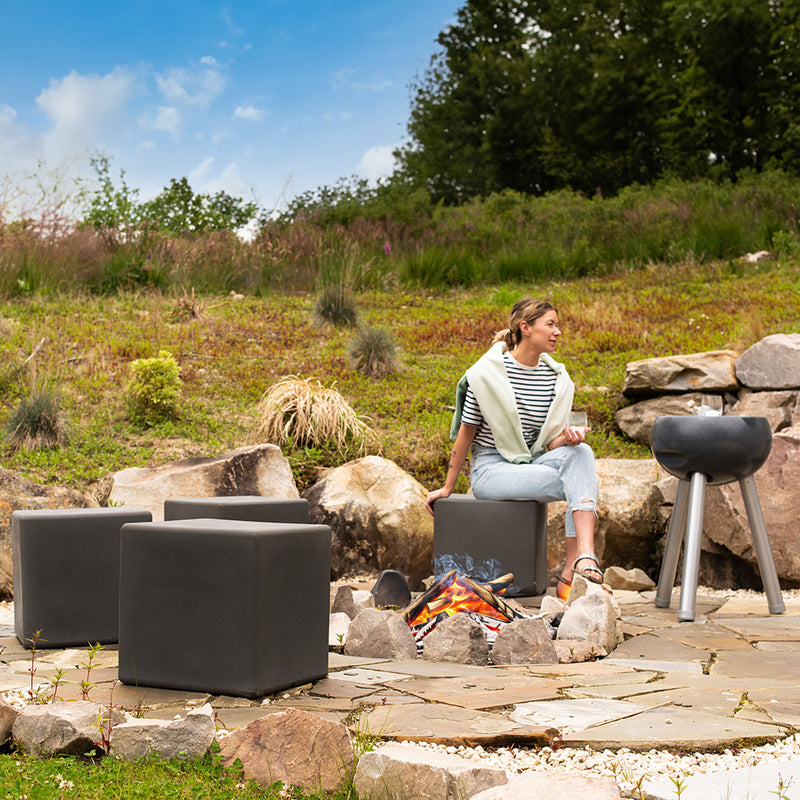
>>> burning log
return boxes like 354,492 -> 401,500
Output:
402,570 -> 529,648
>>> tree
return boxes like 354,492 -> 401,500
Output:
397,0 -> 535,203
399,0 -> 800,200
78,155 -> 142,247
140,177 -> 258,234
78,160 -> 259,241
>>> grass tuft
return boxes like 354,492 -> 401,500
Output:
347,327 -> 401,378
6,390 -> 69,451
313,285 -> 358,328
254,376 -> 380,455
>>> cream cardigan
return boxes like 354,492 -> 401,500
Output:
449,342 -> 574,462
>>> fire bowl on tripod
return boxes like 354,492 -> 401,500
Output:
650,414 -> 784,621
651,415 -> 772,485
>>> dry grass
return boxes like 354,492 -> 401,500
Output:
254,376 -> 381,455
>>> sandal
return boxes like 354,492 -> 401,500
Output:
556,574 -> 572,601
572,553 -> 604,585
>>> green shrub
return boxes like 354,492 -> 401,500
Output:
126,350 -> 181,425
6,390 -> 69,451
347,327 -> 401,377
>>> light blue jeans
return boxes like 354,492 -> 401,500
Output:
469,443 -> 598,538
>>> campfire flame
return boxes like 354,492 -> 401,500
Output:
402,570 -> 529,646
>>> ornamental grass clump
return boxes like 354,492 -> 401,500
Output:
254,376 -> 379,455
347,326 -> 401,377
126,350 -> 182,426
5,389 -> 70,451
313,285 -> 358,328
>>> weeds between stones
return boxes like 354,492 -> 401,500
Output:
79,642 -> 104,700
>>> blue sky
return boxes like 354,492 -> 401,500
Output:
0,1 -> 461,217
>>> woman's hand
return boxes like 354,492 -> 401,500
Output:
425,487 -> 452,516
549,424 -> 591,449
563,424 -> 590,446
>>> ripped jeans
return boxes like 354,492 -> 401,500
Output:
469,443 -> 598,538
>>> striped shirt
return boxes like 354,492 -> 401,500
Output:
461,352 -> 558,449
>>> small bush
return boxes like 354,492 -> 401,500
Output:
254,376 -> 379,454
6,390 -> 69,451
347,327 -> 401,377
126,350 -> 181,426
313,285 -> 358,328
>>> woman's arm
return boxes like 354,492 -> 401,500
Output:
425,423 -> 478,515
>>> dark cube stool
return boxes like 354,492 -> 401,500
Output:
164,496 -> 308,524
433,495 -> 547,596
11,507 -> 152,648
119,518 -> 331,698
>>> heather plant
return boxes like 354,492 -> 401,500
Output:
347,327 -> 401,377
126,350 -> 182,426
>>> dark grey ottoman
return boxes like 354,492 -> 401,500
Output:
164,496 -> 308,524
11,507 -> 152,648
433,495 -> 548,596
118,518 -> 331,697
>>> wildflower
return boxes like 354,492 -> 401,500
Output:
384,241 -> 391,255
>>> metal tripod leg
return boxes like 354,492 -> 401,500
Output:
678,472 -> 707,622
655,479 -> 690,608
739,476 -> 785,614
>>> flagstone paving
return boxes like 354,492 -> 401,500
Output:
2,586 -> 800,757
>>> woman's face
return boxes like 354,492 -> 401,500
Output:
522,309 -> 561,353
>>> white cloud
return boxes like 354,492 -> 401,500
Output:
0,104 -> 39,168
358,144 -> 397,182
36,67 -> 134,157
221,7 -> 244,37
330,67 -> 392,92
321,110 -> 352,123
189,157 -> 215,182
156,58 -> 225,108
234,105 -> 264,122
138,106 -> 181,137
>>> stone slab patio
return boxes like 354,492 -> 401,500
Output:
2,586 -> 800,771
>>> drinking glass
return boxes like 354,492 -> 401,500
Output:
569,411 -> 588,433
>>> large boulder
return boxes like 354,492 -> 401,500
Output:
703,424 -> 800,586
736,333 -> 800,389
109,444 -> 298,521
622,351 -> 739,397
0,469 -> 98,600
615,393 -> 723,445
729,388 -> 800,431
303,456 -> 433,588
547,459 -> 664,576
